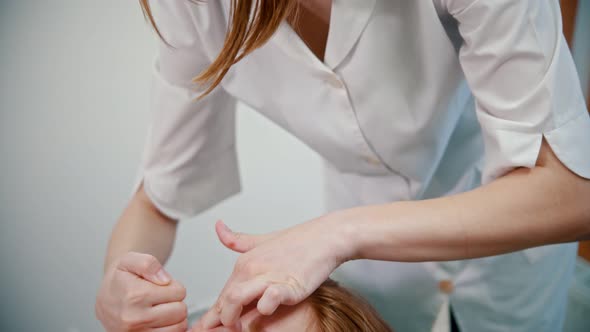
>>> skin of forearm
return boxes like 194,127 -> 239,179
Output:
104,184 -> 179,273
338,140 -> 590,263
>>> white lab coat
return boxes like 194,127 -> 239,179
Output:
134,1 -> 590,331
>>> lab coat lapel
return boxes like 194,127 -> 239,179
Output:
324,0 -> 377,69
272,20 -> 323,70
271,0 -> 377,71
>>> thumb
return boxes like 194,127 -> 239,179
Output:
117,252 -> 172,286
215,220 -> 274,253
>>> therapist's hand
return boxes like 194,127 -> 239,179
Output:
198,218 -> 352,329
96,252 -> 188,332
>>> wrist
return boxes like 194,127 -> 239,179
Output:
327,201 -> 413,262
320,208 -> 365,264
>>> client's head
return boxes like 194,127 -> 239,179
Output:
306,279 -> 392,332
198,279 -> 392,332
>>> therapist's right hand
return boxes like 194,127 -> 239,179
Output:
96,252 -> 188,332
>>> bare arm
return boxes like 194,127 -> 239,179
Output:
199,141 -> 590,329
346,140 -> 590,262
103,183 -> 178,273
97,184 -> 189,331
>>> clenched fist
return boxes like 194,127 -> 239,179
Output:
96,252 -> 188,332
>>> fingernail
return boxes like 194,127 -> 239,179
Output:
156,268 -> 171,283
222,222 -> 232,233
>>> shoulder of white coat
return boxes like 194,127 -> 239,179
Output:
150,0 -> 227,49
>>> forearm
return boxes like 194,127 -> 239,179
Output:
340,142 -> 590,262
104,184 -> 179,273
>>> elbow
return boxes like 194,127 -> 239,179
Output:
574,176 -> 590,241
557,169 -> 590,241
536,139 -> 590,241
135,182 -> 179,224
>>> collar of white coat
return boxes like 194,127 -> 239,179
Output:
272,0 -> 377,71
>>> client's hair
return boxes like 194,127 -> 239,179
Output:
308,279 -> 392,332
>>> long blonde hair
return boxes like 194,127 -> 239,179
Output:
139,0 -> 297,98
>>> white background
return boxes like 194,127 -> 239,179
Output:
0,1 -> 587,331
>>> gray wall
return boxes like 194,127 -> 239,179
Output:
0,1 -> 322,331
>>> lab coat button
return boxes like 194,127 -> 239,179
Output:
324,74 -> 344,89
438,280 -> 454,294
363,155 -> 382,165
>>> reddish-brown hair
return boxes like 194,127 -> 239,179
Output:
248,279 -> 393,332
139,0 -> 297,98
308,279 -> 393,332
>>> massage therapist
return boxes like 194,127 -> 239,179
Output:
96,1 -> 590,331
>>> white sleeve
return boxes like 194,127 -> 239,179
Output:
439,0 -> 590,183
133,1 -> 240,220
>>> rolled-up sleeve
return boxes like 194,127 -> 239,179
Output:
133,1 -> 240,220
442,0 -> 590,183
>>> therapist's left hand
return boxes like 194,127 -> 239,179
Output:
197,216 -> 353,329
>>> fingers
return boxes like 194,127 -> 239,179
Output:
146,279 -> 187,305
219,278 -> 269,326
202,283 -> 296,328
257,284 -> 293,316
202,277 -> 296,329
147,301 -> 188,327
115,274 -> 185,307
190,316 -> 242,332
118,252 -> 171,286
149,319 -> 188,332
209,221 -> 314,329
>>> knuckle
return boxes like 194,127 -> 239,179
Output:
235,257 -> 256,275
285,276 -> 304,294
266,287 -> 281,301
140,255 -> 159,272
116,253 -> 130,266
124,288 -> 147,306
179,308 -> 189,322
178,288 -> 187,302
172,281 -> 187,300
179,301 -> 188,316
119,311 -> 146,330
173,320 -> 189,332
214,298 -> 223,313
162,302 -> 188,325
226,288 -> 242,304
234,259 -> 247,273
112,270 -> 127,287
171,301 -> 188,316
